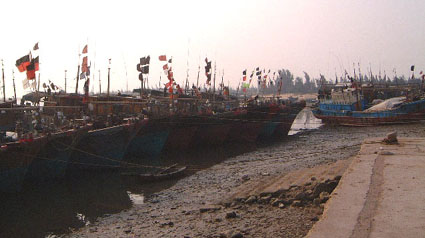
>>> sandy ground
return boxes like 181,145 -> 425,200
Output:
66,111 -> 425,238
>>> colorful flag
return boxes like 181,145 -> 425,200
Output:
26,62 -> 36,80
159,55 -> 167,61
82,45 -> 88,54
15,54 -> 31,72
140,56 -> 150,65
142,65 -> 149,74
33,42 -> 39,50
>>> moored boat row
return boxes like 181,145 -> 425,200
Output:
0,95 -> 305,193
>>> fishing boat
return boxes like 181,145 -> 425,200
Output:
120,163 -> 187,183
137,165 -> 186,183
312,83 -> 425,126
67,120 -> 141,172
25,126 -> 89,182
0,135 -> 47,192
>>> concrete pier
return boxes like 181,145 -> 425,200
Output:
307,137 -> 425,238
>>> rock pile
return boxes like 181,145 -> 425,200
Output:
228,175 -> 341,209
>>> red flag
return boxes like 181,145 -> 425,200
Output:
243,76 -> 247,81
159,55 -> 167,61
163,64 -> 168,70
82,45 -> 88,54
167,71 -> 173,80
26,62 -> 36,80
82,56 -> 88,73
15,54 -> 31,72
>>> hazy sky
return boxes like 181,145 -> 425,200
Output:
1,0 -> 424,98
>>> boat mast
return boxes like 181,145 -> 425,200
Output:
220,69 -> 224,94
12,70 -> 16,103
1,59 -> 5,102
213,62 -> 216,101
98,70 -> 101,94
196,64 -> 200,89
107,59 -> 111,98
75,51 -> 81,94
64,70 -> 67,93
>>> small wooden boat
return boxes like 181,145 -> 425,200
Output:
132,164 -> 187,183
120,164 -> 187,183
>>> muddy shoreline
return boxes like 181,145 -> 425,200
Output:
65,111 -> 425,238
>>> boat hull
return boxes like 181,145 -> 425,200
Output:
68,124 -> 135,172
0,138 -> 46,192
25,128 -> 88,182
313,99 -> 425,126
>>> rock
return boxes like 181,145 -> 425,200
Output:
245,196 -> 257,204
200,206 -> 221,213
160,221 -> 174,227
278,203 -> 285,209
304,181 -> 312,186
123,229 -> 132,234
214,218 -> 222,222
311,176 -> 317,181
319,192 -> 330,203
259,195 -> 272,204
313,182 -> 333,197
231,232 -> 244,238
334,175 -> 342,181
383,131 -> 398,144
241,175 -> 250,181
313,198 -> 320,206
311,216 -> 319,221
380,151 -> 394,155
295,192 -> 307,200
271,199 -> 280,207
292,200 -> 303,207
225,211 -> 238,219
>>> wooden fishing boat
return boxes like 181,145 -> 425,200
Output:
137,164 -> 187,183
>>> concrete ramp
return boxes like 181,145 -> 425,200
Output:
307,137 -> 425,238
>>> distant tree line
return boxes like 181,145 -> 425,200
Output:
231,68 -> 422,96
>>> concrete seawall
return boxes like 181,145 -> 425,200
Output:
307,137 -> 425,238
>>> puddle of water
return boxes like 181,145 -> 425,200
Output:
127,191 -> 145,205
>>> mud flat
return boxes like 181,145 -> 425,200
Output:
67,119 -> 425,238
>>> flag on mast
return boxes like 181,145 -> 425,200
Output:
82,45 -> 88,54
33,42 -> 39,50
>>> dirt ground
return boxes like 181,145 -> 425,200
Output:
66,111 -> 425,238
